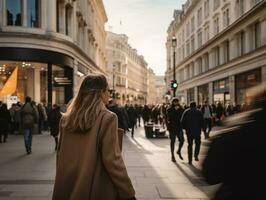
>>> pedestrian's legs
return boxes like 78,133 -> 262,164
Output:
0,133 -> 2,143
187,135 -> 193,164
169,131 -> 176,161
24,129 -> 30,153
54,136 -> 58,151
3,132 -> 8,142
194,136 -> 201,161
203,119 -> 208,139
176,129 -> 184,160
28,130 -> 32,152
131,126 -> 134,137
207,118 -> 212,137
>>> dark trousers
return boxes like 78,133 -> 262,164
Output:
169,129 -> 184,157
187,135 -> 201,162
203,118 -> 212,138
0,132 -> 8,142
23,129 -> 33,152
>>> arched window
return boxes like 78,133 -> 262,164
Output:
27,0 -> 40,28
6,0 -> 22,26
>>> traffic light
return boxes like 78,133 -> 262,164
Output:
171,80 -> 178,89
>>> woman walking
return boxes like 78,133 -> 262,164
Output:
52,74 -> 136,200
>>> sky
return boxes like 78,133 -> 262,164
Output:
103,0 -> 186,75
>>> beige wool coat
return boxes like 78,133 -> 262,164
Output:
52,109 -> 135,200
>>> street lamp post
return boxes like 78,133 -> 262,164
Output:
172,37 -> 177,97
112,64 -> 116,99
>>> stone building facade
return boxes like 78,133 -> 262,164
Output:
166,0 -> 266,106
106,31 -> 148,105
155,76 -> 166,104
147,68 -> 157,105
0,0 -> 107,105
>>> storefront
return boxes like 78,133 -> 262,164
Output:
187,88 -> 195,104
198,84 -> 209,105
0,47 -> 74,106
213,78 -> 230,105
235,68 -> 261,105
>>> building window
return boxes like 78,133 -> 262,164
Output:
191,62 -> 195,77
191,36 -> 195,52
182,45 -> 185,60
214,17 -> 219,35
224,40 -> 230,63
27,0 -> 40,28
223,8 -> 230,28
197,7 -> 203,26
198,57 -> 203,74
240,31 -> 245,56
56,1 -> 60,32
198,31 -> 202,48
6,0 -> 22,26
65,4 -> 72,36
186,22 -> 190,37
204,0 -> 210,18
251,0 -> 261,6
204,53 -> 209,71
237,0 -> 245,17
191,16 -> 195,32
213,0 -> 220,11
215,46 -> 220,66
186,41 -> 190,57
204,25 -> 209,42
255,22 -> 261,48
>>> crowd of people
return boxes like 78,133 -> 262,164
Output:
0,99 -> 63,153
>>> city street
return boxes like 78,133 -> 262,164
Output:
0,125 -> 219,200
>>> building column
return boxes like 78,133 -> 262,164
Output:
41,0 -> 47,30
208,82 -> 213,104
229,75 -> 236,105
48,63 -> 53,104
262,66 -> 266,83
194,86 -> 198,104
34,68 -> 41,103
22,0 -> 27,27
0,1 -> 3,27
47,0 -> 57,32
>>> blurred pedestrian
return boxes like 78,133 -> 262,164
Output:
202,84 -> 266,200
181,102 -> 204,164
166,98 -> 184,162
53,74 -> 135,200
37,103 -> 48,134
127,104 -> 137,138
48,104 -> 62,151
201,100 -> 213,139
0,103 -> 11,143
21,96 -> 39,154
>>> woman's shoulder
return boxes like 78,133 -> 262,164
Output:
102,109 -> 117,121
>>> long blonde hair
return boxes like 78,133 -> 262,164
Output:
62,74 -> 108,133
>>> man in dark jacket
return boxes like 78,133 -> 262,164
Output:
166,98 -> 184,162
181,101 -> 204,164
21,96 -> 39,154
0,103 -> 11,143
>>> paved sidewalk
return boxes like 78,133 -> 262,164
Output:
0,126 -> 218,200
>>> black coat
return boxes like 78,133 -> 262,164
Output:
127,106 -> 137,128
0,108 -> 11,132
166,105 -> 183,132
181,108 -> 204,136
48,108 -> 62,137
202,102 -> 266,199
